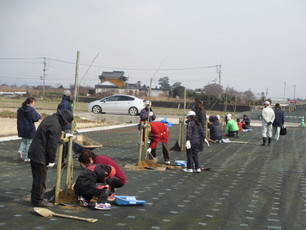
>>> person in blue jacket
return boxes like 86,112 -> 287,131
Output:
272,103 -> 284,140
57,89 -> 73,163
17,97 -> 41,162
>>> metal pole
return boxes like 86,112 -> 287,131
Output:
42,57 -> 46,98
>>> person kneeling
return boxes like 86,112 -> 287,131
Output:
74,162 -> 116,210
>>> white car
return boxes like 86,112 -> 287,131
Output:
88,94 -> 145,116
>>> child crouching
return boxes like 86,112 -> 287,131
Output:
74,162 -> 116,210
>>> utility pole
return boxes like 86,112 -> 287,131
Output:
283,82 -> 286,100
294,84 -> 296,100
218,64 -> 222,85
42,57 -> 46,98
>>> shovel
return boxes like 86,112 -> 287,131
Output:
34,207 -> 98,223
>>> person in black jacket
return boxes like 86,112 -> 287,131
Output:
74,163 -> 116,210
184,111 -> 205,173
28,109 -> 73,207
192,101 -> 206,130
17,97 -> 41,162
208,115 -> 223,142
272,103 -> 284,141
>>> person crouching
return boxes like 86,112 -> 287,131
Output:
74,162 -> 116,210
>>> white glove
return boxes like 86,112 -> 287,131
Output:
65,133 -> 74,138
147,148 -> 152,154
149,112 -> 154,116
47,163 -> 55,168
205,138 -> 210,147
185,140 -> 191,149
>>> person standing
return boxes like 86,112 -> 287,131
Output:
192,101 -> 206,131
29,109 -> 73,207
17,97 -> 41,162
146,121 -> 171,165
261,101 -> 275,146
78,149 -> 126,201
272,103 -> 284,141
139,100 -> 156,124
57,89 -> 73,163
184,111 -> 205,173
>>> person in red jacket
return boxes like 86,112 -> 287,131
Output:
78,149 -> 126,201
237,118 -> 243,132
146,121 -> 170,165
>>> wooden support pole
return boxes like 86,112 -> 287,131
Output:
143,121 -> 149,160
55,133 -> 65,204
137,128 -> 144,166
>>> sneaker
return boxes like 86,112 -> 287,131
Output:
35,200 -> 53,207
17,152 -> 23,161
195,168 -> 201,173
107,193 -> 116,202
165,161 -> 170,165
94,202 -> 111,210
78,196 -> 89,207
183,168 -> 193,173
24,158 -> 30,162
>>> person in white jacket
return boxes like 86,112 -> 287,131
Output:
261,101 -> 275,146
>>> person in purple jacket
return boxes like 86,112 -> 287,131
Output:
17,97 -> 41,162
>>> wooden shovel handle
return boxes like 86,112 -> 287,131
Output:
53,213 -> 98,223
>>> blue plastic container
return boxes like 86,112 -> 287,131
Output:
115,196 -> 146,206
175,160 -> 187,167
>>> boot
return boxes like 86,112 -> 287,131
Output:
268,137 -> 272,146
261,137 -> 266,146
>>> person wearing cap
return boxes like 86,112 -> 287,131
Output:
261,101 -> 275,146
146,121 -> 171,165
28,109 -> 74,207
74,161 -> 115,210
225,114 -> 239,137
184,111 -> 205,173
139,100 -> 156,124
77,149 -> 126,201
57,89 -> 73,162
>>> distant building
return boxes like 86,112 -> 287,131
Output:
95,71 -> 140,96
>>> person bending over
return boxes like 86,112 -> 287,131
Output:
78,149 -> 126,201
74,162 -> 116,210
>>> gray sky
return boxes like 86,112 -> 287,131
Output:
1,0 -> 306,99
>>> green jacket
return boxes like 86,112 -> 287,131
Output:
225,119 -> 239,134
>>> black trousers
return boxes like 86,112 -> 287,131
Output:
149,141 -> 170,161
77,184 -> 110,204
106,177 -> 125,193
186,143 -> 201,170
30,161 -> 48,205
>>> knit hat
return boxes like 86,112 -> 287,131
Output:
57,109 -> 74,124
63,89 -> 72,96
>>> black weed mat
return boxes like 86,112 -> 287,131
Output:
1,117 -> 306,229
